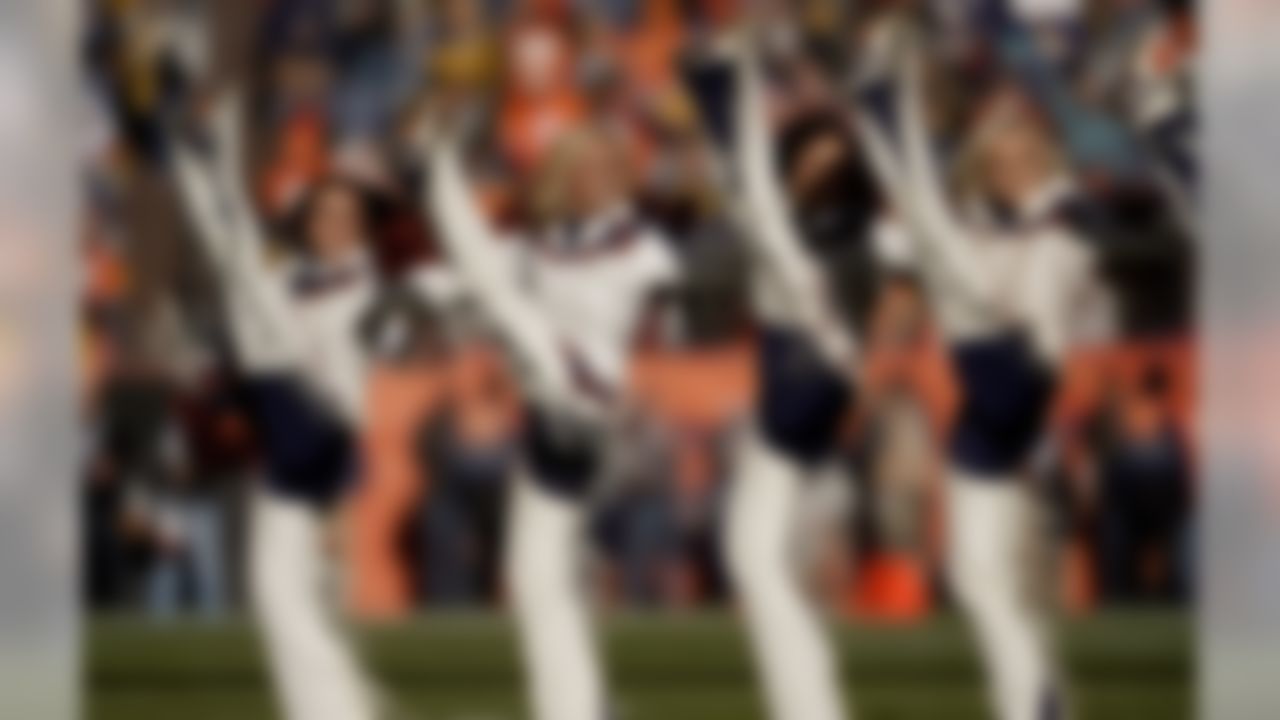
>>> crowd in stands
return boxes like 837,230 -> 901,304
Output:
81,0 -> 1195,620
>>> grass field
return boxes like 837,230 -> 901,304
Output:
89,610 -> 1191,720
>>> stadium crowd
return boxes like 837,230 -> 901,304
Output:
81,0 -> 1194,621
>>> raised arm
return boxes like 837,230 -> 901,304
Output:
169,92 -> 305,371
204,94 -> 283,287
732,46 -> 857,369
848,15 -> 912,202
425,134 -> 595,420
894,38 -> 1007,318
171,139 -> 233,274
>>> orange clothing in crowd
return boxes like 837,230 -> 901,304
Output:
618,1 -> 685,99
260,111 -> 329,217
348,345 -> 520,619
84,239 -> 130,305
499,90 -> 587,172
347,363 -> 447,618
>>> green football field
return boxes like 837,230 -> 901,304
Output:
89,610 -> 1190,720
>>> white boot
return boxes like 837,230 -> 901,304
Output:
506,473 -> 606,720
947,472 -> 1067,720
249,491 -> 379,720
725,429 -> 848,720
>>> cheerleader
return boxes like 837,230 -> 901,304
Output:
425,122 -> 679,720
171,92 -> 452,720
720,39 -> 869,720
853,25 -> 1115,720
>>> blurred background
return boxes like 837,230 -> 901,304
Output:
80,0 -> 1194,717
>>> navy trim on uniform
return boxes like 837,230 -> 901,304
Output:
291,265 -> 366,298
755,327 -> 855,466
948,332 -> 1057,476
530,217 -> 645,262
240,376 -> 356,507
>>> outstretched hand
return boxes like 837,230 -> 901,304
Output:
410,91 -> 489,161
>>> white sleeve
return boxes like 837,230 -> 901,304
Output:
1065,242 -> 1117,350
636,231 -> 681,292
172,143 -> 233,274
850,16 -> 912,203
1028,234 -> 1111,365
206,94 -> 301,349
629,234 -> 683,347
733,50 -> 858,369
170,95 -> 306,372
895,42 -> 1007,318
427,137 -> 592,418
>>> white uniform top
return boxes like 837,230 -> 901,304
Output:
171,98 -> 377,427
506,207 -> 679,395
873,181 -> 1109,367
428,139 -> 677,417
855,35 -> 1111,369
281,252 -> 377,425
731,50 -> 859,370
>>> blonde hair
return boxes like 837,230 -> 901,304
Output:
951,87 -> 1065,206
530,124 -> 630,226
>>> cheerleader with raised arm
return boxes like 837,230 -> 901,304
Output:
172,92 -> 457,720
425,120 -> 680,720
719,35 -> 871,720
852,21 -> 1116,720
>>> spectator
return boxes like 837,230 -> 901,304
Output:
593,412 -> 680,606
80,0 -> 1199,620
418,348 -> 519,605
1096,366 -> 1192,602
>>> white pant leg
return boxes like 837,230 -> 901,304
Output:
506,472 -> 606,720
249,492 -> 379,720
947,471 -> 1067,720
724,428 -> 848,720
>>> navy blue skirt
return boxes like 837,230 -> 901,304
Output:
948,332 -> 1057,477
240,376 -> 357,507
755,327 -> 856,466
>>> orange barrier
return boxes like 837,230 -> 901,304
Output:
630,340 -> 756,431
